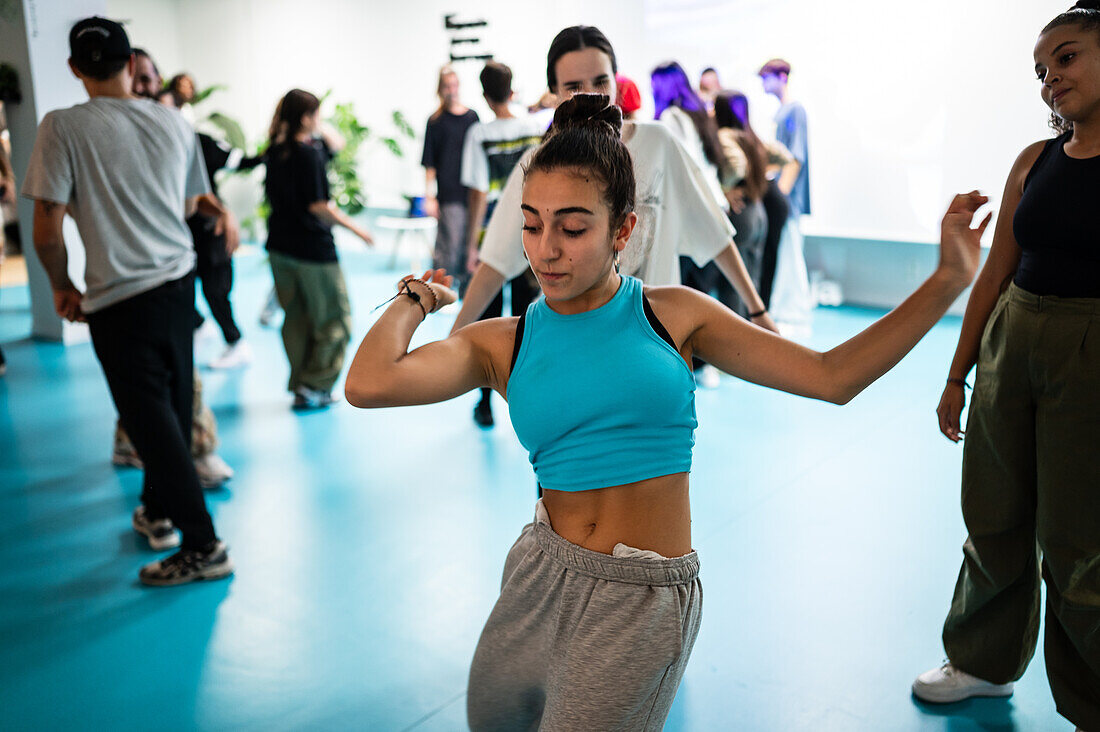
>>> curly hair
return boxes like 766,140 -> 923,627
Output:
1043,1 -> 1100,134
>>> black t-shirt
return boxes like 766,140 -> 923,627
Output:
197,132 -> 232,198
265,140 -> 336,262
421,109 -> 479,203
1013,131 -> 1100,297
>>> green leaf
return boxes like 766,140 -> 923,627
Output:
206,112 -> 248,151
192,84 -> 228,105
392,110 -> 416,138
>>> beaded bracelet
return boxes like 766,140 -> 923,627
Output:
403,278 -> 438,314
371,277 -> 438,321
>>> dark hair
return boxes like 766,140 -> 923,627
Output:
73,55 -> 128,81
132,48 -> 159,79
715,91 -> 768,202
1042,1 -> 1100,134
480,61 -> 513,104
526,94 -> 634,230
268,89 -> 321,157
546,26 -> 617,91
701,67 -> 718,76
651,62 -> 730,179
167,73 -> 195,103
758,58 -> 792,77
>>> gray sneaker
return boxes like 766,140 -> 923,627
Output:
139,541 -> 234,587
131,506 -> 180,551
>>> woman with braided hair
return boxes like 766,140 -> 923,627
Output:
911,4 -> 1100,729
346,92 -> 988,730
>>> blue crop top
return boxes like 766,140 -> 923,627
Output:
506,275 -> 698,492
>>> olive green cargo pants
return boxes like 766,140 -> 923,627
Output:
269,251 -> 352,394
942,283 -> 1100,730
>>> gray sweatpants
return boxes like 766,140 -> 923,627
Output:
467,501 -> 703,731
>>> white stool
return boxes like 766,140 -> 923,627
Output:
375,216 -> 437,272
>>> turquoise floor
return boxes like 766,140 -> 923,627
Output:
0,246 -> 1070,730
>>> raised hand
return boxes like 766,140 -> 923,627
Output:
939,191 -> 992,288
401,268 -> 457,312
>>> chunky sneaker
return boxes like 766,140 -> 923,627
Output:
912,663 -> 1015,703
139,540 -> 233,586
194,452 -> 234,489
292,386 -> 335,411
132,506 -> 181,551
208,340 -> 253,370
112,426 -> 144,468
473,396 -> 494,428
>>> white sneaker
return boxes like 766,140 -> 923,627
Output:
194,453 -> 234,489
698,364 -> 721,389
912,663 -> 1014,703
208,340 -> 253,369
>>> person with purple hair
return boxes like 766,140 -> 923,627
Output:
713,90 -> 799,320
651,61 -> 739,386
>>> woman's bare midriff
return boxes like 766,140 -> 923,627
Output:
540,472 -> 692,557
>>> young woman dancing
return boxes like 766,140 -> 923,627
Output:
346,94 -> 987,730
912,4 -> 1100,729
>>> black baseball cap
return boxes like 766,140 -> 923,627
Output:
69,17 -> 132,67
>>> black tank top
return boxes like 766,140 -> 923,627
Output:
1012,131 -> 1100,297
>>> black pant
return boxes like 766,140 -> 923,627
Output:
477,271 -> 539,404
87,275 -> 217,550
759,181 -> 791,310
190,213 -> 241,344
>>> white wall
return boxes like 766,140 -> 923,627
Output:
107,0 -> 1067,241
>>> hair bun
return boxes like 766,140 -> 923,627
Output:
1073,0 -> 1100,10
549,93 -> 623,138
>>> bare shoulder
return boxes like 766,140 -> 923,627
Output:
1009,139 -> 1052,191
643,284 -> 714,310
452,315 -> 521,366
642,285 -> 717,346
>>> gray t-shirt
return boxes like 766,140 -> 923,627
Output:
22,96 -> 209,313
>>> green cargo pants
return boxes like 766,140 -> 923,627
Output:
269,251 -> 352,394
942,283 -> 1100,730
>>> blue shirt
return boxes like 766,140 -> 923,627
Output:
507,276 -> 698,492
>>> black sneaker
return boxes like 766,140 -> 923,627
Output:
473,396 -> 494,428
132,506 -> 180,551
292,386 -> 336,411
139,541 -> 234,586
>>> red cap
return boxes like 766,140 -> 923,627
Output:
615,74 -> 642,115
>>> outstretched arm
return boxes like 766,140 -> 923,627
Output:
345,270 -> 510,408
662,192 -> 989,404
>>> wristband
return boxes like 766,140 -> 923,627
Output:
749,309 -> 767,318
946,377 -> 971,389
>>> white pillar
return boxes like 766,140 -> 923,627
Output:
3,0 -> 107,342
